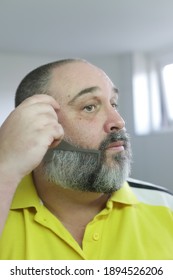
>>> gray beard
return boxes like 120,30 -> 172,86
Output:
42,132 -> 132,194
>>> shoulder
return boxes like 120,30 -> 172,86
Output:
127,178 -> 173,210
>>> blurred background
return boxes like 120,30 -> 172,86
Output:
0,0 -> 173,190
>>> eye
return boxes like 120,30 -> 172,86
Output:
111,103 -> 119,110
83,104 -> 96,112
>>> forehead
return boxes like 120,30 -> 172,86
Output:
49,61 -> 116,102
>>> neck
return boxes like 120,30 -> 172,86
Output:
33,168 -> 110,246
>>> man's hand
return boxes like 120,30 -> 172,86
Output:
0,94 -> 64,182
0,94 -> 64,235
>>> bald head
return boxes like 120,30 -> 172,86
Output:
15,58 -> 88,107
48,59 -> 116,106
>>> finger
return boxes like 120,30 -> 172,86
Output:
46,123 -> 64,148
19,94 -> 60,111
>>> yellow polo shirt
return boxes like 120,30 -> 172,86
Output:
0,175 -> 173,260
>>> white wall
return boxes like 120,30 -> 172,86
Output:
0,51 -> 173,191
0,52 -> 60,125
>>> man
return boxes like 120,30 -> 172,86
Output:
0,58 -> 173,259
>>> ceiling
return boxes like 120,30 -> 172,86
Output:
0,0 -> 173,57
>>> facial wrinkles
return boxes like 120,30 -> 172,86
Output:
51,62 -> 117,108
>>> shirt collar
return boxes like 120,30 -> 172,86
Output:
11,173 -> 42,210
11,174 -> 139,210
109,181 -> 139,205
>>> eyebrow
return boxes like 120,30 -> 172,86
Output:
68,86 -> 119,105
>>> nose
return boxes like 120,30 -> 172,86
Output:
104,107 -> 125,133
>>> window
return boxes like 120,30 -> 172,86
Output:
162,63 -> 173,123
133,71 -> 150,135
133,53 -> 173,135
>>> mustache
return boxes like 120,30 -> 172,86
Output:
99,130 -> 130,151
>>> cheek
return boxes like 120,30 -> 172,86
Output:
58,110 -> 72,131
63,119 -> 101,148
58,110 -> 103,148
78,123 -> 104,149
